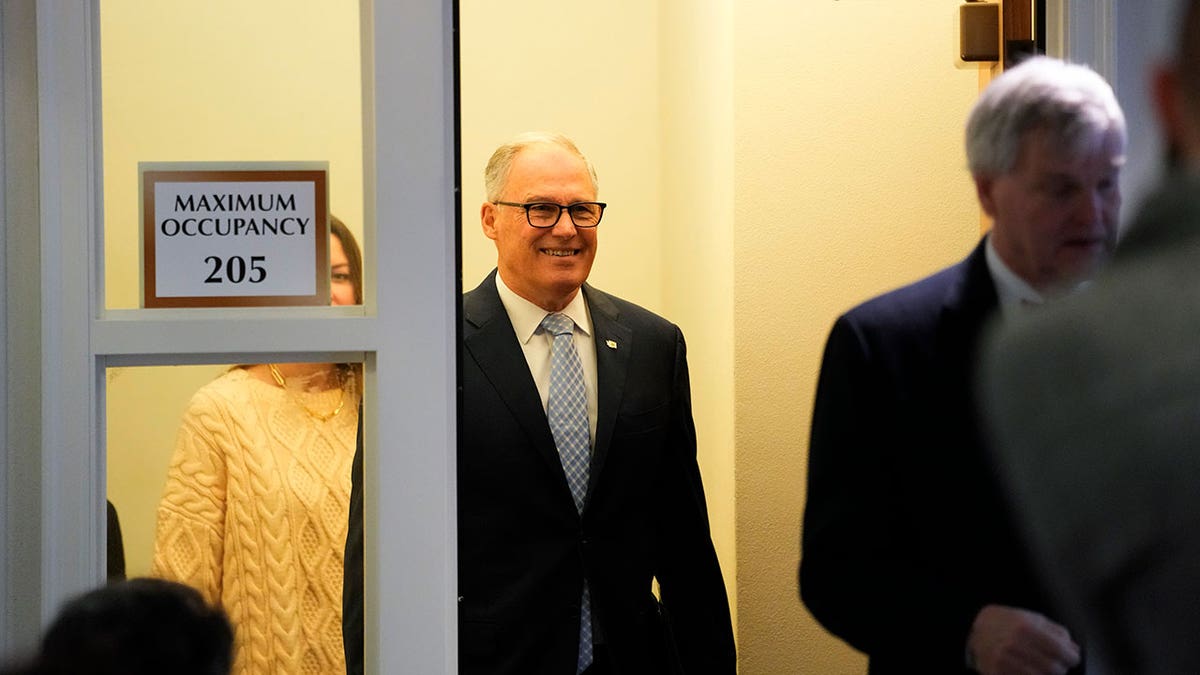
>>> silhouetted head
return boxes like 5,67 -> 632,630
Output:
35,578 -> 232,675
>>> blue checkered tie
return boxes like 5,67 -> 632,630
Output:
541,312 -> 593,674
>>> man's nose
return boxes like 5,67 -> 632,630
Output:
1076,189 -> 1105,225
549,211 -> 578,236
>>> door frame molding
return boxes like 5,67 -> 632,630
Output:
14,1 -> 460,671
1044,0 -> 1117,80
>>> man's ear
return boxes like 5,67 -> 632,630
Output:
481,202 -> 499,241
1154,65 -> 1186,153
1153,63 -> 1200,164
973,174 -> 998,218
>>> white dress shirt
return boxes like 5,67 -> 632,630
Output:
985,234 -> 1045,318
495,273 -> 599,446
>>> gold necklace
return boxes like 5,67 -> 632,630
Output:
267,363 -> 346,421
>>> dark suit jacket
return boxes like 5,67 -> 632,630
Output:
800,239 -> 1069,673
460,271 -> 735,675
106,500 -> 126,582
343,407 -> 364,675
979,174 -> 1200,674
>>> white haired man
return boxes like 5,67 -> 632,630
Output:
801,57 -> 1126,675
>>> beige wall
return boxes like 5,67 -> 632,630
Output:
659,0 -> 738,630
101,0 -> 363,576
459,0 -> 662,308
101,0 -> 364,311
733,2 -> 982,673
106,365 -> 226,576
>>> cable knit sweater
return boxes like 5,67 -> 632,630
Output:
153,368 -> 357,675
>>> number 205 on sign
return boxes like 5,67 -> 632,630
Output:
204,254 -> 267,284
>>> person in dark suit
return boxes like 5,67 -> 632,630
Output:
343,408 -> 364,675
979,3 -> 1200,673
459,132 -> 735,675
799,57 -> 1126,675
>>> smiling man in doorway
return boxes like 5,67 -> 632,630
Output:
459,131 -> 735,675
800,57 -> 1126,675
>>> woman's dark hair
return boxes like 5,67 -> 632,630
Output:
329,215 -> 366,395
330,215 -> 364,305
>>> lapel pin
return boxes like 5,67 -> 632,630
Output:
605,339 -> 618,349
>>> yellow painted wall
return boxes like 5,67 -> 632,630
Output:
101,0 -> 364,311
733,2 -> 983,673
105,365 -> 226,576
101,0 -> 363,576
459,0 -> 662,309
659,0 -> 738,631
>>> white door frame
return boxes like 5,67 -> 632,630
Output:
1044,0 -> 1117,78
7,1 -> 459,672
1,0 -> 45,655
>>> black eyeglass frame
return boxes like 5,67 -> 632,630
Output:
493,201 -> 608,229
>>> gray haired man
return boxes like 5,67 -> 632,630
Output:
801,56 -> 1125,675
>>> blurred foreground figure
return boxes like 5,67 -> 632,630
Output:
9,578 -> 232,675
801,56 -> 1125,674
980,2 -> 1200,673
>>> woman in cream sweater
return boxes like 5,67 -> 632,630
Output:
153,218 -> 363,675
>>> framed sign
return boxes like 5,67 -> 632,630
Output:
140,162 -> 330,308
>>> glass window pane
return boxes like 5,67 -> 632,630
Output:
100,1 -> 366,309
107,362 -> 365,671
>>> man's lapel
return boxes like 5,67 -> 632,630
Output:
463,272 -> 575,500
583,284 -> 632,506
938,238 -> 1000,353
935,239 -> 1000,414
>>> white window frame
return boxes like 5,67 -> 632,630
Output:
15,1 -> 458,672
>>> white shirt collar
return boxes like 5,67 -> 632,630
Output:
494,272 -> 593,343
985,234 -> 1045,311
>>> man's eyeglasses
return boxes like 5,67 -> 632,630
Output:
493,201 -> 607,229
